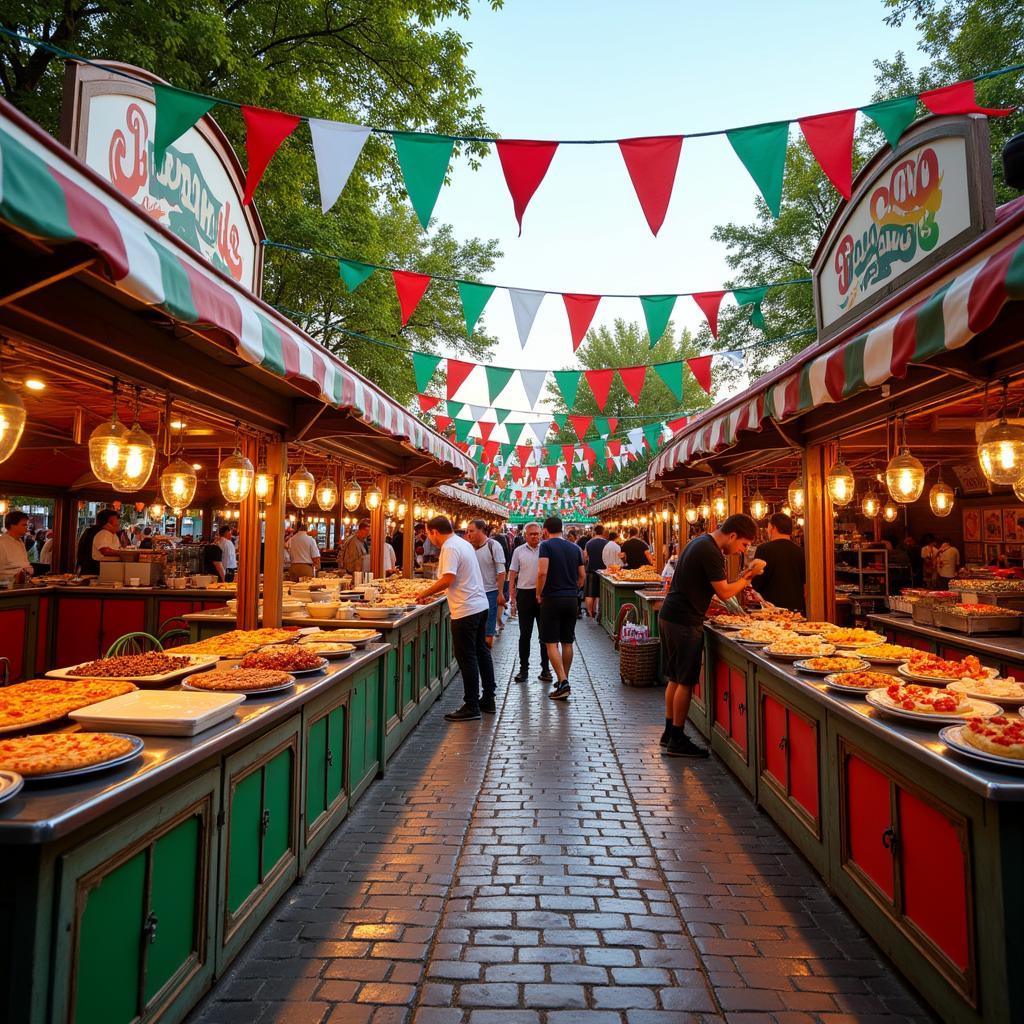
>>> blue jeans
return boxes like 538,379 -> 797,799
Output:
485,590 -> 499,637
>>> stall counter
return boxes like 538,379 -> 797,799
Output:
596,571 -> 664,637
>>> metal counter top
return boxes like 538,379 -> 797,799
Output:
0,583 -> 233,599
597,572 -> 665,590
181,600 -> 444,631
0,643 -> 389,845
709,627 -> 1024,802
635,590 -> 666,605
868,612 -> 1024,662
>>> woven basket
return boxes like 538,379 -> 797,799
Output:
615,603 -> 661,687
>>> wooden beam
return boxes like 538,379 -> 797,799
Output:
403,480 -> 415,579
371,473 -> 387,578
0,245 -> 97,307
804,443 -> 836,622
235,435 -> 260,630
262,441 -> 287,626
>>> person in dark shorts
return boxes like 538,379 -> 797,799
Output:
659,514 -> 762,758
620,527 -> 654,570
536,516 -> 586,701
750,512 -> 805,612
583,525 -> 609,619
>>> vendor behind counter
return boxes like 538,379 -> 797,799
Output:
750,512 -> 805,613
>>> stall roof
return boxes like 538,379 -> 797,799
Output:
0,98 -> 474,483
590,475 -> 649,515
434,484 -> 509,519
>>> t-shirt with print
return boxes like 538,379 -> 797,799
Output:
439,533 -> 489,620
659,533 -> 727,626
538,536 -> 584,598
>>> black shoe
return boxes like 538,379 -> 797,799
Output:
539,669 -> 553,682
514,667 -> 529,682
445,704 -> 481,722
665,733 -> 708,758
479,697 -> 496,714
549,680 -> 571,701
659,730 -> 671,747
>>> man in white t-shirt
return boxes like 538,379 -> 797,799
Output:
92,509 -> 122,563
416,515 -> 493,722
216,525 -> 237,582
936,540 -> 961,582
287,522 -> 321,580
0,510 -> 32,583
602,530 -> 623,568
508,522 -> 550,682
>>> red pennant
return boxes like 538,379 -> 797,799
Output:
584,369 -> 614,411
687,355 -> 713,395
392,270 -> 432,326
606,458 -> 616,474
455,440 -> 469,453
667,415 -> 688,433
495,139 -> 559,234
618,365 -> 647,404
568,415 -> 593,441
920,81 -> 1015,117
511,467 -> 523,483
435,414 -> 452,433
606,417 -> 618,435
241,106 -> 301,205
483,440 -> 500,462
607,438 -> 622,457
547,465 -> 560,487
798,109 -> 857,200
582,444 -> 596,463
418,393 -> 441,413
617,135 -> 683,236
691,291 -> 726,339
446,358 -> 475,399
562,294 -> 601,352
477,421 -> 495,443
516,444 -> 533,468
561,444 -> 576,466
528,466 -> 539,483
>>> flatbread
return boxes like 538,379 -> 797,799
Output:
0,679 -> 137,731
0,732 -> 136,775
885,682 -> 968,714
961,716 -> 1024,758
186,669 -> 293,692
240,649 -> 325,672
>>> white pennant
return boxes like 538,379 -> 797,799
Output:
509,289 -> 545,349
722,349 -> 746,370
627,426 -> 644,451
519,368 -> 548,409
467,405 -> 486,421
308,119 -> 372,213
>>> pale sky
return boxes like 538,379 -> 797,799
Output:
423,0 -> 925,414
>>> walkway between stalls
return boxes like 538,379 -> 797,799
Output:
189,617 -> 933,1024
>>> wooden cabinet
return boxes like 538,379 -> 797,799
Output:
348,662 -> 381,801
400,634 -> 416,715
302,686 -> 349,871
711,654 -> 753,791
0,603 -> 30,682
759,690 -> 820,827
54,597 -> 104,667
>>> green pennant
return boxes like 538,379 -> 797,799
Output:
553,370 -> 582,408
515,423 -> 533,445
496,407 -> 512,424
640,294 -> 676,348
447,401 -> 465,420
153,85 -> 216,165
726,121 -> 790,217
339,258 -> 375,292
484,365 -> 514,403
500,443 -> 515,464
453,418 -> 474,443
642,422 -> 664,450
652,360 -> 684,400
589,438 -> 607,462
733,286 -> 768,329
593,416 -> 610,437
393,132 -> 456,229
412,352 -> 442,392
861,95 -> 919,150
553,413 -> 568,430
458,281 -> 495,336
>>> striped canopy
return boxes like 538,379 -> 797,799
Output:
590,475 -> 648,514
434,484 -> 509,519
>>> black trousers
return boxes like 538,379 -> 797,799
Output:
451,609 -> 495,709
515,588 -> 549,671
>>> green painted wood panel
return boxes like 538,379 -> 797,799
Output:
145,814 -> 200,1004
349,682 -> 366,786
262,748 -> 293,873
74,851 -> 146,1024
306,716 -> 328,829
227,769 -> 262,914
327,704 -> 345,802
401,640 -> 415,708
385,646 -> 399,719
362,668 -> 379,774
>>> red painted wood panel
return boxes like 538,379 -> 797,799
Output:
1005,664 -> 1024,682
788,711 -> 820,822
0,606 -> 29,682
713,659 -> 730,732
845,754 -> 895,901
54,597 -> 103,666
100,598 -> 147,656
35,595 -> 50,674
156,599 -> 198,627
761,693 -> 787,788
891,630 -> 931,651
200,600 -> 227,611
729,666 -> 747,753
898,788 -> 970,971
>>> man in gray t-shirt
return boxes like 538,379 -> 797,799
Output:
467,520 -> 506,647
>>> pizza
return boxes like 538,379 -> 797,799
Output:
172,628 -> 301,657
961,716 -> 1024,758
764,638 -> 836,657
819,627 -> 885,646
735,625 -> 798,644
829,670 -> 896,691
799,656 -> 867,673
0,679 -> 138,731
905,652 -> 995,681
748,608 -> 805,623
856,644 -> 918,662
706,614 -> 750,627
186,668 -> 294,691
948,677 -> 1024,701
66,652 -> 192,678
240,648 -> 325,672
791,621 -> 838,634
0,732 -> 138,775
289,641 -> 354,657
307,629 -> 380,643
885,682 -> 969,714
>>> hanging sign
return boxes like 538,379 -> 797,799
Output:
60,61 -> 265,294
811,115 -> 994,341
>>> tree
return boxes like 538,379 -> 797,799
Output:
0,1 -> 504,401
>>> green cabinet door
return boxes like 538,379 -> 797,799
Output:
401,639 -> 416,711
227,769 -> 262,915
362,667 -> 379,777
385,645 -> 399,723
419,629 -> 430,696
327,704 -> 346,802
431,618 -> 441,682
262,747 -> 293,873
306,715 -> 328,829
349,680 -> 366,788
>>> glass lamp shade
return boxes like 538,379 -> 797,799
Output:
287,466 -> 315,508
397,501 -> 408,518
148,502 -> 164,520
112,421 -> 156,492
660,507 -> 670,522
861,491 -> 880,519
672,513 -> 680,525
885,448 -> 925,503
0,498 -> 8,516
387,497 -> 397,516
699,502 -> 711,519
787,478 -> 805,512
413,504 -> 422,519
253,467 -> 274,504
1013,477 -> 1024,502
827,460 -> 855,507
712,493 -> 727,518
0,380 -> 26,464
365,485 -> 383,512
88,411 -> 127,484
929,480 -> 955,517
978,418 -> 1024,484
315,477 -> 338,511
882,501 -> 900,523
218,449 -> 254,503
780,504 -> 792,517
343,479 -> 362,511
749,491 -> 769,521
684,504 -> 699,524
160,458 -> 197,511
640,514 -> 649,526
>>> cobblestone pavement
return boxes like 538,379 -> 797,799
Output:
189,615 -> 934,1024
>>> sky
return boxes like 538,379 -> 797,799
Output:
421,0 -> 927,413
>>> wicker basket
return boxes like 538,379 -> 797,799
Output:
614,603 -> 661,687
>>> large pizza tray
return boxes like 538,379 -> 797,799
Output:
0,707 -> 73,736
947,679 -> 1024,706
939,725 -> 1024,770
181,674 -> 296,697
793,658 -> 870,676
70,690 -> 245,736
865,688 -> 1001,724
21,733 -> 145,783
46,654 -> 220,685
0,769 -> 24,804
897,663 -> 999,686
303,630 -> 381,648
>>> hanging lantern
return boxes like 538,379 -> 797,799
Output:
978,418 -> 1024,484
885,448 -> 925,503
0,497 -> 8,516
387,496 -> 397,516
88,407 -> 127,484
780,504 -> 792,517
219,447 -> 254,503
660,507 -> 670,522
712,491 -> 727,518
316,476 -> 338,511
787,477 -> 805,512
413,504 -> 422,519
365,484 -> 383,511
861,490 -> 880,519
1014,477 -> 1024,502
397,501 -> 408,518
929,473 -> 955,517
343,478 -> 363,511
826,457 -> 855,507
883,500 -> 899,523
749,490 -> 769,521
148,502 -> 164,520
684,504 -> 699,524
160,457 -> 197,511
699,501 -> 711,520
672,512 -> 680,525
254,466 -> 274,504
288,465 -> 315,508
0,378 -> 27,465
111,419 -> 156,493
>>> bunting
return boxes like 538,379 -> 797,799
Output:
153,85 -> 215,165
392,270 -> 431,326
308,119 -> 371,213
618,365 -> 647,404
446,359 -> 475,400
686,355 -> 713,395
798,109 -> 856,200
618,135 -> 683,236
241,106 -> 301,205
459,281 -> 495,337
563,293 -> 601,352
393,132 -> 455,229
509,289 -> 545,348
726,120 -> 789,217
585,369 -> 615,411
496,139 -> 559,233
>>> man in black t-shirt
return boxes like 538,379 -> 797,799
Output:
583,525 -> 609,619
536,517 -> 586,702
658,514 -> 762,759
620,528 -> 654,570
751,513 -> 806,612
202,539 -> 226,581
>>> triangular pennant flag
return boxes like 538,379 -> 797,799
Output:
516,444 -> 533,468
458,281 -> 495,337
733,285 -> 768,329
562,294 -> 601,352
691,291 -> 726,339
153,85 -> 216,166
627,426 -> 645,451
584,369 -> 615,412
552,413 -> 568,430
484,365 -> 514,404
242,106 -> 302,205
593,416 -> 609,436
446,358 -> 475,400
339,258 -> 375,292
547,465 -> 560,487
652,360 -> 684,400
568,415 -> 593,442
639,294 -> 676,348
482,440 -> 500,463
467,405 -> 486,422
447,402 -> 466,420
435,414 -> 451,434
667,416 -> 688,433
726,120 -> 790,217
642,422 -> 664,451
618,135 -> 683,236
412,352 -> 443,392
453,418 -> 474,443
561,444 -> 576,466
509,289 -> 545,349
308,119 -> 372,213
687,355 -> 713,395
589,438 -> 607,462
607,439 -> 622,456
798,109 -> 856,200
519,368 -> 548,409
392,270 -> 432,327
618,366 -> 647,404
418,393 -> 442,413
920,81 -> 1015,117
607,417 -> 618,435
495,139 -> 559,234
392,132 -> 455,229
861,95 -> 919,150
553,370 -> 582,408
477,421 -> 495,443
722,350 -> 746,370
516,422 -> 535,446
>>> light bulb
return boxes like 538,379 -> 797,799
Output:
316,477 -> 338,511
787,478 -> 805,512
684,505 -> 699,524
749,491 -> 768,521
978,418 -> 1024,484
885,449 -> 925,503
288,465 -> 315,509
883,501 -> 899,523
219,449 -> 254,503
387,497 -> 397,515
827,460 -> 855,507
861,491 -> 880,518
0,380 -> 27,464
397,501 -> 408,518
343,479 -> 363,511
365,485 -> 383,511
160,458 -> 197,511
929,479 -> 955,517
89,409 -> 127,484
699,502 -> 711,519
712,493 -> 727,518
254,467 -> 274,504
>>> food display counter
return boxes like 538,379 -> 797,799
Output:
596,572 -> 664,637
699,626 -> 1024,1024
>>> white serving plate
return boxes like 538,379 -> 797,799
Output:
793,658 -> 870,676
939,724 -> 1024,770
21,733 -> 145,782
897,663 -> 999,686
0,769 -> 24,804
858,652 -> 914,666
302,630 -> 380,649
46,654 -> 220,685
764,644 -> 836,661
181,674 -> 296,697
865,688 -> 1001,723
822,671 -> 895,695
947,679 -> 1024,706
70,690 -> 245,736
355,607 -> 397,620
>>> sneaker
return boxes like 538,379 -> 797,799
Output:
514,667 -> 529,682
549,680 -> 571,701
479,697 -> 497,714
538,669 -> 553,682
665,733 -> 708,758
659,729 -> 671,747
445,704 -> 481,722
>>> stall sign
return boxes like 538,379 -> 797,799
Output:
812,116 -> 994,341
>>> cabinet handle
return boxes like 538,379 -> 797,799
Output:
882,826 -> 898,850
143,911 -> 159,945
722,690 -> 730,701
326,748 -> 334,768
738,702 -> 746,714
260,808 -> 271,835
778,736 -> 788,751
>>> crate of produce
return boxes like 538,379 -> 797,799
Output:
911,594 -> 957,625
887,595 -> 915,616
932,603 -> 1024,636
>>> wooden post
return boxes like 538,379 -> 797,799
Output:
724,473 -> 744,579
676,490 -> 687,548
262,440 -> 287,627
235,435 -> 261,630
652,506 -> 664,569
53,493 -> 75,574
371,473 -> 387,578
804,443 -> 836,622
403,480 -> 415,578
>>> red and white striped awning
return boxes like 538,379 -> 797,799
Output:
590,475 -> 647,515
435,484 -> 509,519
0,98 -> 474,480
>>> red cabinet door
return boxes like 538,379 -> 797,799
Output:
761,693 -> 787,788
844,753 -> 895,901
54,597 -> 103,666
1004,664 -> 1024,682
788,711 -> 820,821
99,598 -> 147,656
729,666 -> 747,754
0,606 -> 29,682
713,659 -> 731,733
35,595 -> 50,673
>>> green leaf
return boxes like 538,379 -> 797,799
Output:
639,295 -> 676,348
153,85 -> 216,164
652,360 -> 684,400
484,365 -> 514,403
412,352 -> 442,392
458,281 -> 495,336
339,258 -> 375,292
726,121 -> 790,217
553,370 -> 582,408
862,95 -> 919,150
393,132 -> 455,229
